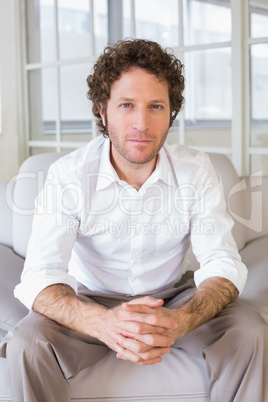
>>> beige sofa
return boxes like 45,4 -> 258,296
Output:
0,150 -> 267,402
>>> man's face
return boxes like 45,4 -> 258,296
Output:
101,68 -> 171,168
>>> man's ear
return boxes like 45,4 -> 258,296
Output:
99,105 -> 106,126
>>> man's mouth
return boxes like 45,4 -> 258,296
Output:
127,138 -> 153,143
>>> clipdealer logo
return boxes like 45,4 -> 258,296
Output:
5,169 -> 264,234
228,171 -> 262,232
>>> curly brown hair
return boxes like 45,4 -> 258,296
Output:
86,38 -> 184,136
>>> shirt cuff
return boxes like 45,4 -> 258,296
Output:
14,268 -> 78,310
194,258 -> 248,295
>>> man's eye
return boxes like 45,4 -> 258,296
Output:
121,103 -> 131,108
152,105 -> 162,109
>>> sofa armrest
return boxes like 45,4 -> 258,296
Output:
239,235 -> 268,324
0,180 -> 13,248
242,175 -> 268,244
0,245 -> 28,339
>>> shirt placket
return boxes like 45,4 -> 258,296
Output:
128,189 -> 145,294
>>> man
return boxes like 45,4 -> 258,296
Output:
0,39 -> 267,402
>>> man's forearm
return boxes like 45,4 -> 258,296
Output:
33,284 -> 107,339
121,277 -> 238,342
33,285 -> 176,365
32,277 -> 236,364
171,276 -> 239,339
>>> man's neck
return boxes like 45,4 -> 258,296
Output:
110,147 -> 158,191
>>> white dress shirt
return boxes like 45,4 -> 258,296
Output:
15,136 -> 247,310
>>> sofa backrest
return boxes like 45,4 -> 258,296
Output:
0,181 -> 14,248
239,175 -> 268,244
11,150 -> 248,258
208,153 -> 246,251
12,152 -> 68,257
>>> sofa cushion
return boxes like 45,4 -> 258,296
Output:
239,235 -> 268,323
69,348 -> 209,402
0,245 -> 28,339
0,357 -> 11,402
0,349 -> 209,402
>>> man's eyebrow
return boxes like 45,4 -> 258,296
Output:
117,97 -> 135,102
116,97 -> 169,105
150,99 -> 169,105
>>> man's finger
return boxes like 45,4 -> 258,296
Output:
120,329 -> 174,347
115,332 -> 151,354
115,341 -> 170,365
125,296 -> 164,308
120,308 -> 178,330
118,321 -> 166,335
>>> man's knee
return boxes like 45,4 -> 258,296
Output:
221,302 -> 266,334
176,301 -> 267,358
211,301 -> 267,355
4,312 -> 53,360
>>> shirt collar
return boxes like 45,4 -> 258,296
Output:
96,138 -> 119,191
144,146 -> 176,188
96,138 -> 176,191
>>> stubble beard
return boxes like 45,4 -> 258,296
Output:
105,112 -> 169,165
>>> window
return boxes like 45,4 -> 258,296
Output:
25,0 -> 108,154
122,0 -> 233,155
22,0 -> 268,174
247,0 -> 268,174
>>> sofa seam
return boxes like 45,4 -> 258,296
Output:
71,392 -> 209,398
0,321 -> 14,330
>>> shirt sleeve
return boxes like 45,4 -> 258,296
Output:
14,162 -> 80,310
190,155 -> 248,294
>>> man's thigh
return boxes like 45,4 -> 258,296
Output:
168,293 -> 265,360
1,308 -> 109,379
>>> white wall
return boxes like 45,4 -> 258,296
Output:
0,0 -> 23,180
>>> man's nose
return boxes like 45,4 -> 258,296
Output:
133,108 -> 149,132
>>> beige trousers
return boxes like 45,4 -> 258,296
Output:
1,274 -> 267,402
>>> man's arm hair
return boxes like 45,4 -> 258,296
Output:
32,277 -> 238,364
121,277 -> 238,341
33,284 -> 177,365
172,277 -> 239,338
33,284 -> 108,339
106,276 -> 238,345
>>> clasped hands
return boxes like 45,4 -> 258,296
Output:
101,296 -> 179,366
